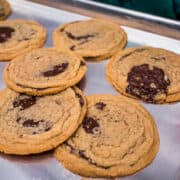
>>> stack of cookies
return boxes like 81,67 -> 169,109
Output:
0,10 -> 179,178
0,18 -> 88,156
0,11 -> 86,154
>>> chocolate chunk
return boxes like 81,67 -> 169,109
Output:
13,95 -> 36,110
95,102 -> 106,110
0,27 -> 15,43
42,63 -> 68,77
16,117 -> 21,123
70,45 -> 76,50
65,31 -> 95,40
17,117 -> 52,133
79,150 -> 89,161
82,117 -> 99,134
45,126 -> 51,132
22,119 -> 44,127
126,64 -> 170,102
75,93 -> 84,106
151,56 -> 166,61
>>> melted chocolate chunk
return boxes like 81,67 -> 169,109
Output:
17,118 -> 52,132
70,45 -> 76,50
16,117 -> 21,123
82,117 -> 99,134
13,95 -> 36,110
151,56 -> 166,61
42,63 -> 69,77
79,150 -> 89,161
0,27 -> 15,43
45,126 -> 51,131
23,119 -> 43,127
95,102 -> 106,110
75,93 -> 84,106
65,31 -> 95,40
126,64 -> 170,102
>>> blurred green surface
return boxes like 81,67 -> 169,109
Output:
94,0 -> 180,20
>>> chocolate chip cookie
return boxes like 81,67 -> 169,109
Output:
0,87 -> 87,155
0,19 -> 46,61
55,94 -> 159,178
53,19 -> 127,61
4,48 -> 87,96
106,47 -> 180,103
0,0 -> 11,20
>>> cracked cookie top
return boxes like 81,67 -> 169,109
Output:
55,94 -> 159,178
4,48 -> 87,95
0,87 -> 87,155
106,47 -> 180,103
0,19 -> 46,61
53,19 -> 127,61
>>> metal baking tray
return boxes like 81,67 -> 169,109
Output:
0,0 -> 179,180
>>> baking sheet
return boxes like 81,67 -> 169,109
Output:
0,0 -> 180,180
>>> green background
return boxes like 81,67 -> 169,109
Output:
94,0 -> 180,20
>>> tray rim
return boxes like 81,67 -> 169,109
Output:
0,1 -> 179,180
9,0 -> 180,53
77,0 -> 180,25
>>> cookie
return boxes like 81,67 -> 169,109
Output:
0,87 -> 87,155
0,0 -> 11,20
4,48 -> 87,96
0,19 -> 46,61
53,19 -> 127,61
55,94 -> 159,178
106,47 -> 180,103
